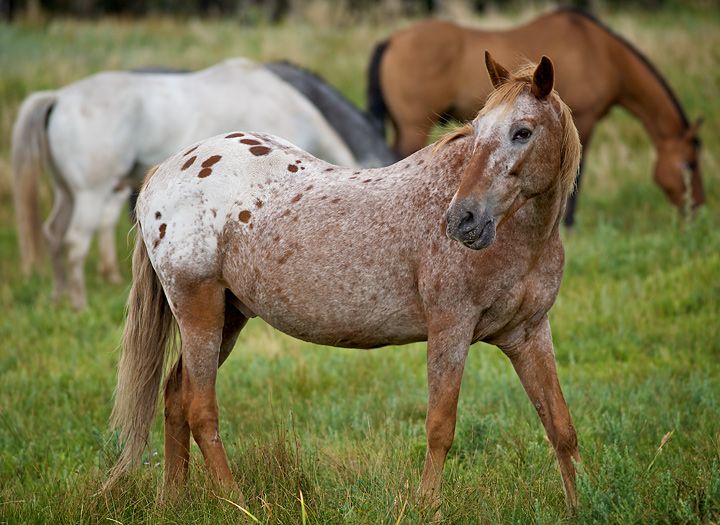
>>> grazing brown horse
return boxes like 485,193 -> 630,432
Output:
367,8 -> 704,226
107,54 -> 582,512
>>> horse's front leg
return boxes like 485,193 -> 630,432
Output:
500,317 -> 580,509
419,320 -> 473,509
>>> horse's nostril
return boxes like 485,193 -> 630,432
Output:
458,210 -> 476,233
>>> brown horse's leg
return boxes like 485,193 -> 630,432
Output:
564,115 -> 596,228
168,280 -> 240,497
501,318 -> 580,509
419,322 -> 472,509
163,293 -> 247,496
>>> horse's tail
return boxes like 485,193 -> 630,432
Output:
106,227 -> 177,488
11,91 -> 57,274
366,39 -> 390,138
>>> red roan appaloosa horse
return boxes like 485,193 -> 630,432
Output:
107,53 -> 583,512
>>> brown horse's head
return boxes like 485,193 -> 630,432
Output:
654,119 -> 704,214
444,52 -> 581,250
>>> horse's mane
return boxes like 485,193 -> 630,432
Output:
557,7 -> 689,129
436,63 -> 581,202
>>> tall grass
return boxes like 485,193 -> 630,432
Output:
1,6 -> 719,524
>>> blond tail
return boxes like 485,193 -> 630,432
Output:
105,232 -> 178,488
11,91 -> 57,274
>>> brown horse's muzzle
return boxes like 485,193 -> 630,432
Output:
446,199 -> 496,250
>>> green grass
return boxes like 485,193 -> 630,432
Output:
1,6 -> 720,524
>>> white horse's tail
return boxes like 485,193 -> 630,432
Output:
12,91 -> 57,274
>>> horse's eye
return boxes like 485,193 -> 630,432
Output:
512,128 -> 532,142
686,160 -> 698,171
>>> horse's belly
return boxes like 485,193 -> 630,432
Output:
223,232 -> 428,349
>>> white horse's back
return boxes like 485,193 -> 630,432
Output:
21,57 -> 358,309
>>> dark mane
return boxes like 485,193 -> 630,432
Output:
264,61 -> 397,167
556,7 -> 689,129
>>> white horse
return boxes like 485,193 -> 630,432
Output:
12,58 -> 363,310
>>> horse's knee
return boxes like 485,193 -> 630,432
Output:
426,417 -> 455,454
549,422 -> 578,455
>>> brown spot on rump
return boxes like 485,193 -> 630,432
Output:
153,239 -> 160,249
418,159 -> 425,165
240,139 -> 261,145
183,145 -> 198,156
324,168 -> 334,172
254,198 -> 264,208
291,193 -> 303,204
331,197 -> 341,204
278,250 -> 294,264
211,208 -> 218,217
159,223 -> 167,239
295,160 -> 302,164
363,179 -> 372,183
250,146 -> 271,156
198,168 -> 212,178
288,164 -> 299,173
201,155 -> 222,168
238,210 -> 252,223
300,166 -> 305,170
155,211 -> 162,219
305,185 -> 314,191
320,195 -> 328,200
181,156 -> 197,170
281,209 -> 291,218
225,132 -> 245,138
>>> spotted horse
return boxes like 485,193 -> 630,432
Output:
107,54 -> 583,514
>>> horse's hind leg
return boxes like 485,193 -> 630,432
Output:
97,184 -> 131,284
64,190 -> 104,310
501,318 -> 580,509
163,292 -> 247,496
43,181 -> 73,302
163,280 -> 242,498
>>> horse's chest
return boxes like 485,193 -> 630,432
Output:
471,248 -> 563,344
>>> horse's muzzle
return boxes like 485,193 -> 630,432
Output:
445,203 -> 496,250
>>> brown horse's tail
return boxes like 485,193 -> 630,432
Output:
366,39 -> 390,139
106,231 -> 177,488
11,91 -> 57,274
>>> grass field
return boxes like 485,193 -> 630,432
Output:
1,5 -> 719,524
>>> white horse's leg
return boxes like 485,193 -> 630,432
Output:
97,185 -> 131,284
43,180 -> 73,303
64,190 -> 104,311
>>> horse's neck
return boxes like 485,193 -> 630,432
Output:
612,38 -> 687,144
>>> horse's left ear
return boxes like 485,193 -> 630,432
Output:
531,56 -> 554,99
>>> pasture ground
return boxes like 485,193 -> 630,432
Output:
1,5 -> 719,524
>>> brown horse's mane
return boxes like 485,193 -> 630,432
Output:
436,64 -> 581,202
557,7 -> 690,130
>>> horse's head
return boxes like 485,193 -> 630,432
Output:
444,52 -> 581,250
654,119 -> 704,214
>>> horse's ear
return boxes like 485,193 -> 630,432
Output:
485,51 -> 511,89
531,56 -> 554,99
